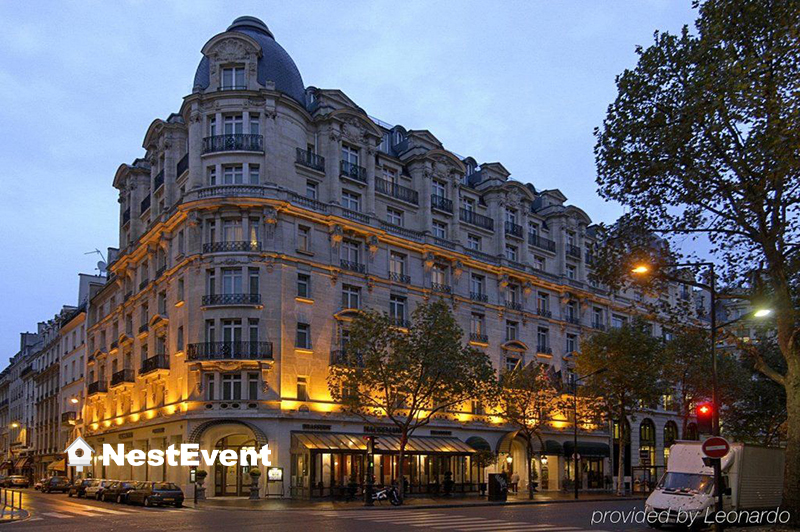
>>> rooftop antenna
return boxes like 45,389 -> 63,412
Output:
85,249 -> 107,275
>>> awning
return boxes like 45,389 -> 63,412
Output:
496,430 -> 520,454
465,436 -> 491,452
14,457 -> 32,470
563,441 -> 611,458
48,459 -> 66,471
292,432 -> 475,454
542,440 -> 563,455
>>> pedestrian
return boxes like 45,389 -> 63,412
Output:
511,472 -> 520,493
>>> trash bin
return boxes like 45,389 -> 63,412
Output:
487,473 -> 508,502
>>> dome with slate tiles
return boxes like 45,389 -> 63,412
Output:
193,16 -> 305,104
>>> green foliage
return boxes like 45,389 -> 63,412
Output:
496,362 -> 562,439
471,449 -> 498,470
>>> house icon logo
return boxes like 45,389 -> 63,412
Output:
65,437 -> 94,472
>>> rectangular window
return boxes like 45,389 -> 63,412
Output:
471,274 -> 484,296
341,239 -> 360,264
221,66 -> 244,89
248,372 -> 259,400
297,225 -> 311,252
342,191 -> 361,211
223,114 -> 243,135
250,116 -> 260,135
506,321 -> 518,341
222,374 -> 242,401
249,165 -> 260,184
431,264 -> 447,285
205,320 -> 216,343
463,198 -> 475,212
612,314 -> 627,328
177,326 -> 184,351
386,207 -> 404,227
222,268 -> 243,294
534,256 -> 546,271
505,208 -> 517,225
207,220 -> 216,244
248,267 -> 259,295
505,245 -> 518,261
306,180 -> 318,200
593,308 -> 604,327
566,264 -> 577,280
470,313 -> 485,335
206,270 -> 216,296
296,323 -> 311,349
297,273 -> 310,298
297,376 -> 309,401
432,221 -> 447,239
341,145 -> 359,165
432,180 -> 446,198
537,327 -> 549,350
158,291 -> 167,315
208,117 -> 216,136
222,219 -> 243,242
566,333 -> 577,353
342,284 -> 361,309
177,230 -> 185,255
537,292 -> 549,313
249,319 -> 259,345
505,356 -> 520,372
222,165 -> 244,184
389,295 -> 406,322
389,251 -> 406,277
205,373 -> 215,401
221,319 -> 242,343
467,234 -> 481,251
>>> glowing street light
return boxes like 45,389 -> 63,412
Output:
753,308 -> 772,318
70,397 -> 79,405
631,265 -> 650,275
9,422 -> 18,429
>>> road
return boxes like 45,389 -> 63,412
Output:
6,489 -> 655,531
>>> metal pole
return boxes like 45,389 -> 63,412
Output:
573,381 -> 579,500
710,265 -> 723,532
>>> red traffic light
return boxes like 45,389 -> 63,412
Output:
696,402 -> 713,434
698,404 -> 711,415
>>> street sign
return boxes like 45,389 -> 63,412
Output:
702,436 -> 730,459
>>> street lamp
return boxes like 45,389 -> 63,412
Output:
631,261 -> 772,529
571,367 -> 608,500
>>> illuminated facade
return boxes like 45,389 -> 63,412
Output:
50,16 -> 693,496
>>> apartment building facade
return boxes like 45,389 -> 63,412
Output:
68,16 -> 699,498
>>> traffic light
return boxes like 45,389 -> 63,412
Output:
696,402 -> 713,434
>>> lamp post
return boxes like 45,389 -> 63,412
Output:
571,367 -> 607,500
631,262 -> 771,530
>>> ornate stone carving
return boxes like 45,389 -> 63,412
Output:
423,252 -> 435,270
499,274 -> 510,289
212,38 -> 254,62
330,225 -> 343,247
263,207 -> 278,224
523,281 -> 534,296
452,260 -> 464,280
367,235 -> 379,255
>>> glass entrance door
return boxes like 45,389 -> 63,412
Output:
213,435 -> 255,496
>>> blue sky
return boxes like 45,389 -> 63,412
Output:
0,1 -> 697,364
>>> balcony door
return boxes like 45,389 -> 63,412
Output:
222,319 -> 242,359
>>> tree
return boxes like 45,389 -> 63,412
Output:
327,299 -> 495,501
663,327 -> 745,436
575,319 -> 666,494
496,362 -> 563,500
594,0 -> 800,517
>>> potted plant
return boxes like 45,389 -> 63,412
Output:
194,469 -> 208,500
249,468 -> 262,500
472,450 -> 497,497
530,462 -> 539,492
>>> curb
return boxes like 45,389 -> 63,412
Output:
196,495 -> 647,512
0,509 -> 30,524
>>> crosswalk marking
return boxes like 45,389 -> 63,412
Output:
41,512 -> 75,518
331,510 -> 593,532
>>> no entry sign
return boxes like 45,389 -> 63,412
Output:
702,436 -> 730,459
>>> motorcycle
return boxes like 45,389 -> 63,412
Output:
372,485 -> 401,506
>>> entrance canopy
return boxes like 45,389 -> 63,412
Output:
14,457 -> 32,470
563,441 -> 611,458
48,459 -> 66,471
292,432 -> 476,454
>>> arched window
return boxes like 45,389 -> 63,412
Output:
639,419 -> 656,474
639,419 -> 655,444
664,421 -> 678,465
684,422 -> 699,441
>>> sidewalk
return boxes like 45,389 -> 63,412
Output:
190,491 -> 646,512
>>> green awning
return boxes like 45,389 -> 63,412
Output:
465,436 -> 491,451
291,432 -> 475,454
563,441 -> 610,458
543,440 -> 563,455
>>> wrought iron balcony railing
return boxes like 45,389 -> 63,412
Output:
340,160 -> 367,183
187,341 -> 273,361
431,282 -> 452,294
330,349 -> 364,367
505,300 -> 524,311
140,354 -> 169,375
388,271 -> 411,284
61,411 -> 77,425
565,315 -> 581,325
566,244 -> 582,259
459,208 -> 494,230
202,134 -> 264,154
122,207 -> 130,225
537,346 -> 553,355
536,308 -> 552,318
203,241 -> 261,253
177,153 -> 189,176
153,169 -> 164,191
202,293 -> 262,306
110,369 -> 135,387
469,332 -> 489,343
87,381 -> 108,396
375,177 -> 419,205
296,148 -> 325,172
529,233 -> 556,252
140,195 -> 151,214
340,260 -> 366,274
504,221 -> 523,238
470,292 -> 489,303
430,194 -> 453,213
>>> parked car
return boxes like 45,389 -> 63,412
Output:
126,481 -> 184,507
68,478 -> 94,498
33,477 -> 47,491
84,479 -> 113,500
5,475 -> 30,488
42,476 -> 71,493
102,481 -> 139,503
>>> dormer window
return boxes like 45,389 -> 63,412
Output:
393,130 -> 403,145
221,66 -> 245,90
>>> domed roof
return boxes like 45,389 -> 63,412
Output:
193,16 -> 305,104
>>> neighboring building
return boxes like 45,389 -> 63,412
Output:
3,332 -> 40,479
32,317 -> 62,478
76,16 -> 693,498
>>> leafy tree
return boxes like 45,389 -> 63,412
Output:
594,0 -> 800,516
496,362 -> 563,500
327,299 -> 495,501
575,319 -> 666,494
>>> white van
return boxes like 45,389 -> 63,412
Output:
645,441 -> 783,527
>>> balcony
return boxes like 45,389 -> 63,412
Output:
153,169 -> 164,191
504,221 -> 523,238
177,153 -> 189,176
202,134 -> 263,154
537,346 -> 553,355
565,316 -> 581,325
375,178 -> 419,205
340,259 -> 366,274
330,349 -> 363,367
340,208 -> 370,224
187,341 -> 273,361
87,381 -> 108,396
469,332 -> 489,344
388,271 -> 411,284
110,368 -> 135,388
430,194 -> 453,213
109,340 -> 119,351
203,241 -> 261,253
140,354 -> 170,375
296,148 -> 325,172
431,282 -> 452,294
140,195 -> 151,214
138,323 -> 149,335
566,244 -> 582,259
536,308 -> 552,318
505,300 -> 524,312
156,265 -> 166,278
390,317 -> 411,329
459,209 -> 494,231
219,84 -> 247,91
529,233 -> 556,252
139,279 -> 149,291
592,322 -> 606,330
61,411 -> 77,426
122,207 -> 130,225
202,293 -> 262,306
340,160 -> 367,183
470,292 -> 488,303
